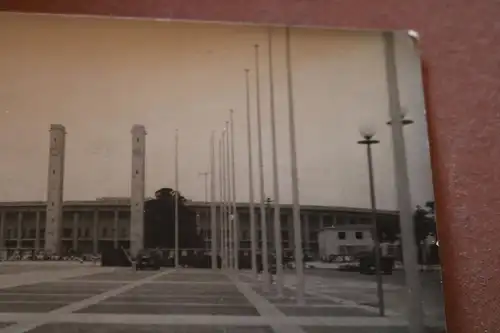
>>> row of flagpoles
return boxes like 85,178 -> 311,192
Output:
168,27 -> 425,333
171,27 -> 306,302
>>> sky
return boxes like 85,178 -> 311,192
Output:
0,13 -> 434,210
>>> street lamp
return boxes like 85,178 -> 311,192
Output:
386,107 -> 414,126
383,32 -> 423,333
357,127 -> 385,317
389,109 -> 429,269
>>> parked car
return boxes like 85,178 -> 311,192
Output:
357,251 -> 394,275
135,249 -> 161,270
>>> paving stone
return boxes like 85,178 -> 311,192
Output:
127,286 -> 242,297
0,285 -> 118,295
122,292 -> 245,299
157,275 -> 230,283
137,282 -> 237,290
269,297 -> 339,305
0,302 -> 67,312
278,305 -> 378,317
301,327 -> 446,333
0,266 -> 71,275
106,295 -> 251,305
0,294 -> 93,302
27,323 -> 274,333
65,272 -> 156,281
4,281 -> 120,288
256,290 -> 298,298
77,304 -> 260,316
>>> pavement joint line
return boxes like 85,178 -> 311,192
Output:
0,292 -> 108,296
143,281 -> 231,285
283,279 -> 401,317
0,301 -> 80,305
61,280 -> 229,285
241,271 -> 401,317
55,280 -> 147,284
110,294 -> 248,299
0,267 -> 116,291
95,301 -> 254,307
0,269 -> 175,333
0,313 -> 413,327
287,285 -> 400,317
228,273 -> 307,333
271,303 -> 360,308
112,294 -> 248,299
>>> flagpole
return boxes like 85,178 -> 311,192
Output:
218,136 -> 226,270
221,129 -> 228,270
210,131 -> 217,269
225,121 -> 234,270
229,109 -> 239,270
285,27 -> 305,304
254,43 -> 270,291
174,129 -> 180,268
245,69 -> 258,278
268,27 -> 284,297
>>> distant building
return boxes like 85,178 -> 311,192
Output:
318,225 -> 373,260
0,199 -> 398,255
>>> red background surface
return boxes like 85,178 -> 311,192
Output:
1,1 -> 500,331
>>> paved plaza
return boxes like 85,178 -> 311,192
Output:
0,263 -> 445,333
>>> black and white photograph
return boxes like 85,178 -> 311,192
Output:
0,9 -> 456,333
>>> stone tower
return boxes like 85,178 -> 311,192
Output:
130,124 -> 146,257
45,124 -> 66,255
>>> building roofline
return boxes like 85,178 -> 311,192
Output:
0,199 -> 398,215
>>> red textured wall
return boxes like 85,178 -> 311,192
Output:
2,1 -> 500,332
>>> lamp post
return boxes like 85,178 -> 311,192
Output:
387,110 -> 419,270
383,31 -> 423,333
389,109 -> 428,271
386,108 -> 414,126
357,128 -> 384,317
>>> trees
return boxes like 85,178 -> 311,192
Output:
413,201 -> 436,247
143,188 -> 204,249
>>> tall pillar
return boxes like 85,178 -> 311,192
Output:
35,211 -> 41,251
45,124 -> 66,255
72,212 -> 79,251
93,210 -> 99,254
304,213 -> 310,250
113,210 -> 119,249
319,214 -> 324,229
0,211 -> 5,249
130,125 -> 146,257
17,212 -> 23,249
